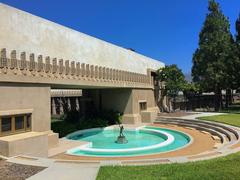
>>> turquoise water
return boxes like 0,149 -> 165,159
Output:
67,126 -> 190,157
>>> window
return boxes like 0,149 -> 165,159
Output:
0,114 -> 32,136
15,116 -> 24,131
139,102 -> 147,111
26,114 -> 31,129
1,117 -> 12,132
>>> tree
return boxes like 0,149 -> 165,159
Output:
182,82 -> 200,111
224,14 -> 240,107
234,14 -> 240,88
236,15 -> 240,46
192,0 -> 233,111
182,82 -> 200,98
157,64 -> 186,112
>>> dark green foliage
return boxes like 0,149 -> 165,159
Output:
52,96 -> 122,137
157,64 -> 187,111
157,64 -> 186,98
233,15 -> 240,88
64,110 -> 80,123
182,82 -> 200,98
51,109 -> 122,137
236,14 -> 240,45
93,109 -> 122,125
51,121 -> 78,138
192,0 -> 234,110
192,0 -> 232,91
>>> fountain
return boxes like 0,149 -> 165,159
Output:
115,124 -> 128,144
66,125 -> 191,157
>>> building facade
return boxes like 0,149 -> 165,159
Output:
0,3 -> 165,157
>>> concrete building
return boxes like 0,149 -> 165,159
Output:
0,3 -> 165,157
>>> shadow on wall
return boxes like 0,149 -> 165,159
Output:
87,89 -> 132,115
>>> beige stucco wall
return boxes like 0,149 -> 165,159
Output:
0,3 -> 164,75
0,84 -> 51,132
101,89 -> 133,114
87,89 -> 133,114
0,132 -> 48,157
88,88 -> 158,123
131,89 -> 156,114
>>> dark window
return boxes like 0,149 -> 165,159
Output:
15,116 -> 24,130
1,117 -> 12,132
0,113 -> 32,136
139,102 -> 147,111
26,114 -> 31,129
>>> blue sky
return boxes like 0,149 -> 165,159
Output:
1,0 -> 240,74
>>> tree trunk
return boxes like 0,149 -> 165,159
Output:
230,89 -> 234,105
214,88 -> 222,111
173,96 -> 176,112
225,89 -> 231,108
157,89 -> 169,112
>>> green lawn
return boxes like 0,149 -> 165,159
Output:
198,113 -> 240,127
97,113 -> 240,180
220,103 -> 240,113
97,152 -> 240,180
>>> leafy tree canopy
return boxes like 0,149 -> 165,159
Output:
234,14 -> 240,88
192,0 -> 233,92
236,14 -> 240,45
157,64 -> 186,98
182,82 -> 200,97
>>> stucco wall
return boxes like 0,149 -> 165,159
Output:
88,88 -> 157,115
101,89 -> 133,114
132,89 -> 156,113
8,133 -> 48,157
0,3 -> 164,75
0,84 -> 51,132
0,132 -> 48,157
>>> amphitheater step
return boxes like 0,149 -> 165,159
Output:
155,117 -> 239,142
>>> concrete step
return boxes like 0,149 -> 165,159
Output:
157,117 -> 239,139
155,120 -> 227,144
155,118 -> 239,142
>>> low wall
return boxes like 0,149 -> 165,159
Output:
0,132 -> 48,157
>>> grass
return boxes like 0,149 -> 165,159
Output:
97,112 -> 240,180
198,113 -> 240,127
97,152 -> 240,180
219,103 -> 240,113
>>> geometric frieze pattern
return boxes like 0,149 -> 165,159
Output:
0,48 -> 154,86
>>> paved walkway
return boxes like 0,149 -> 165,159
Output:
6,156 -> 100,180
27,162 -> 99,180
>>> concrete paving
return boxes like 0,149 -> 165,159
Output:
48,138 -> 89,157
6,156 -> 100,180
27,162 -> 100,180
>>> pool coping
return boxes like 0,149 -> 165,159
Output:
50,123 -> 221,163
3,119 -> 240,167
65,126 -> 187,157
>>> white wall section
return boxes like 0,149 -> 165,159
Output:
0,3 -> 164,74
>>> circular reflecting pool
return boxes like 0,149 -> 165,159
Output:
66,126 -> 191,157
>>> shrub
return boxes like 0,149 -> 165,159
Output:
51,121 -> 78,138
51,109 -> 122,137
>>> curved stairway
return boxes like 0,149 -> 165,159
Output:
154,116 -> 240,152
